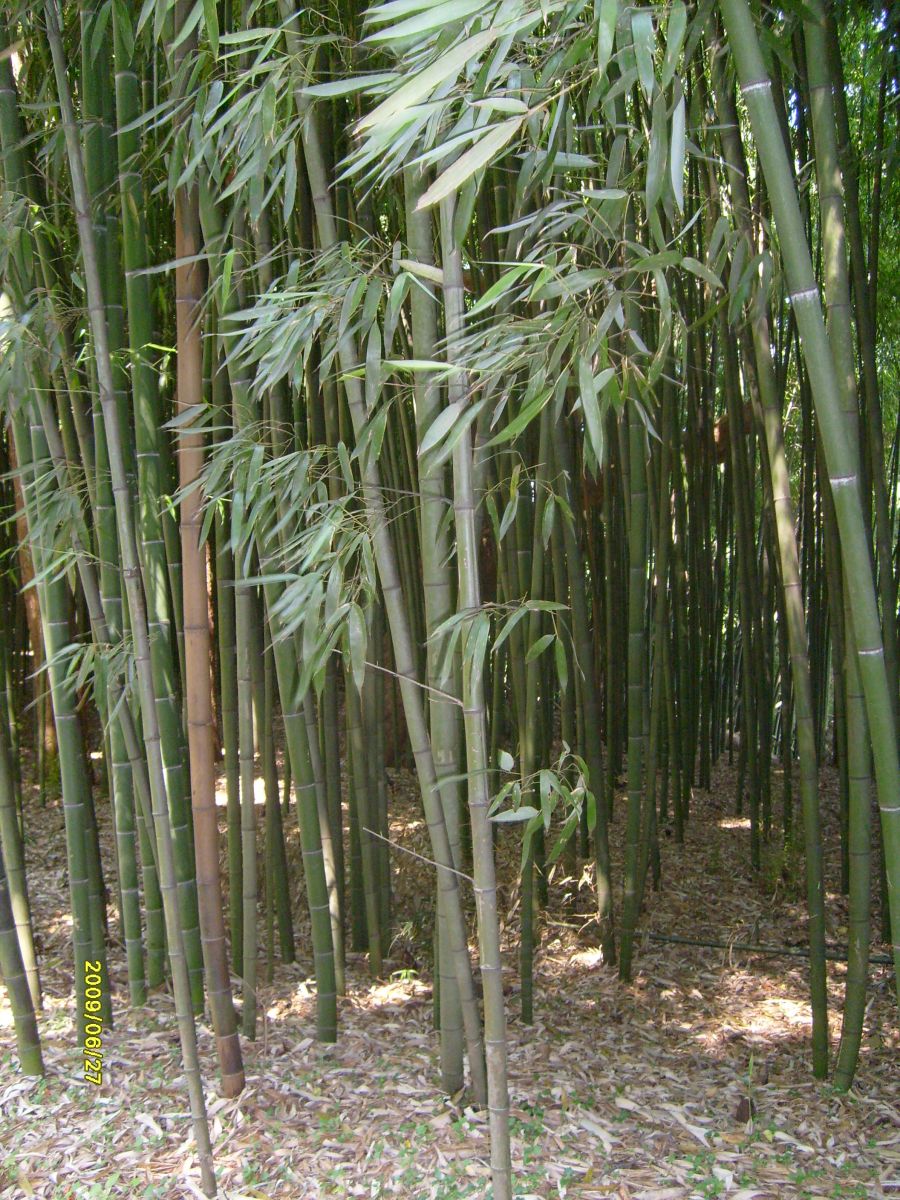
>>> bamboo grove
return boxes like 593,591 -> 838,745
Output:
0,0 -> 897,1196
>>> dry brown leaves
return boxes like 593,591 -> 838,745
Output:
0,761 -> 897,1200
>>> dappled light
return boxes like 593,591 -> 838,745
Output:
2,761 -> 895,1198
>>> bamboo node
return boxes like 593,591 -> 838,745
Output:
789,286 -> 819,304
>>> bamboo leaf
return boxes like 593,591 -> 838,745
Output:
416,118 -> 523,210
347,603 -> 367,694
339,276 -> 367,340
533,268 -> 606,301
670,92 -> 686,213
418,402 -> 463,458
283,141 -> 297,222
661,0 -> 687,88
631,10 -> 656,101
220,248 -> 235,310
385,358 -> 453,374
303,73 -> 398,98
596,0 -> 619,76
682,255 -> 723,291
169,0 -> 204,52
90,1 -> 113,65
525,633 -> 554,663
497,489 -> 519,542
470,97 -> 529,115
554,637 -> 568,694
359,29 -> 498,131
490,805 -> 539,824
397,257 -> 444,286
539,770 -> 555,828
548,811 -> 579,864
467,263 -> 542,317
337,441 -> 355,491
421,400 -> 485,471
436,622 -> 463,684
646,90 -> 667,212
577,356 -> 611,468
466,612 -> 491,678
261,79 -> 277,142
520,813 -> 543,864
493,605 -> 528,654
541,492 -> 556,548
364,0 -> 465,23
202,0 -> 219,56
364,0 -> 487,41
114,0 -> 135,57
485,385 -> 551,447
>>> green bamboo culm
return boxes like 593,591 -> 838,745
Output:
10,403 -> 102,1047
29,383 -> 153,1015
441,193 -> 512,1200
0,691 -> 40,1011
0,841 -> 43,1075
618,387 -> 649,983
404,166 -> 465,1093
109,0 -> 173,998
706,35 -> 828,1076
520,400 -> 557,1020
801,0 -> 873,1088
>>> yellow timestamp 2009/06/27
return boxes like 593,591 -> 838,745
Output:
82,960 -> 104,1085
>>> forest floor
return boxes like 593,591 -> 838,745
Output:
0,758 -> 897,1200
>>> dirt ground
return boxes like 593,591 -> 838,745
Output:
0,759 -> 897,1199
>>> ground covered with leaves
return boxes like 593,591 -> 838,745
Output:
1,761 -> 897,1200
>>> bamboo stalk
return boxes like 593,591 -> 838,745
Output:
0,842 -> 43,1075
441,195 -> 512,1200
0,687 -> 40,1011
404,168 -> 465,1092
707,42 -> 828,1074
174,146 -> 244,1092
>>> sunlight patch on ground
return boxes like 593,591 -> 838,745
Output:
366,977 -> 430,1007
214,775 -> 268,807
688,970 -> 814,1055
757,995 -> 811,1028
570,947 -> 605,969
718,816 -> 751,830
